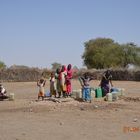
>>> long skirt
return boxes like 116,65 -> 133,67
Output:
66,83 -> 72,95
101,84 -> 110,96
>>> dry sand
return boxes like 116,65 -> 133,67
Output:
0,80 -> 140,140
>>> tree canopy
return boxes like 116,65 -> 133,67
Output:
51,62 -> 62,71
82,38 -> 140,69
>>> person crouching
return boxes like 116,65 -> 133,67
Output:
0,84 -> 9,100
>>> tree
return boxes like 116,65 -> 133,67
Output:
121,43 -> 140,67
82,38 -> 122,69
82,38 -> 140,69
0,61 -> 6,69
51,62 -> 62,71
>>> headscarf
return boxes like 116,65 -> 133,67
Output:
67,64 -> 72,79
67,64 -> 72,71
104,70 -> 112,80
61,65 -> 67,72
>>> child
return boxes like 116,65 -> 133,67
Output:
49,72 -> 57,97
37,77 -> 46,100
79,73 -> 94,102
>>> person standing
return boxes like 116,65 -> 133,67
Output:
55,68 -> 62,98
37,77 -> 46,100
49,72 -> 57,97
59,65 -> 67,97
79,73 -> 94,102
66,64 -> 73,97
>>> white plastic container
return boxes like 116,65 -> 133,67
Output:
106,93 -> 112,102
76,89 -> 82,99
9,93 -> 15,101
90,90 -> 96,99
121,88 -> 125,96
112,92 -> 118,101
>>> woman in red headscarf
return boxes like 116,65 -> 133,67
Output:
66,64 -> 73,97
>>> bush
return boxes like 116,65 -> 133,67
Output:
0,68 -> 140,82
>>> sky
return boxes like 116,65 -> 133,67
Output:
0,0 -> 140,68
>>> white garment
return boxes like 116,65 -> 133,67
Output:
0,87 -> 6,95
61,71 -> 67,86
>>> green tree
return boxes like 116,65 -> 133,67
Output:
82,38 -> 122,69
51,62 -> 62,70
121,43 -> 140,67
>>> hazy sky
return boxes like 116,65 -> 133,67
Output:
0,0 -> 140,68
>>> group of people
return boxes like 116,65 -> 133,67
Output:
0,69 -> 113,102
37,67 -> 113,102
37,64 -> 73,100
79,70 -> 113,102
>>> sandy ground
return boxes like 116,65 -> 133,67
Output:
0,80 -> 140,140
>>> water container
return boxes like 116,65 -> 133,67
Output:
121,88 -> 125,96
115,88 -> 125,96
45,91 -> 50,97
90,89 -> 96,99
111,87 -> 119,92
112,92 -> 118,101
95,88 -> 102,98
106,93 -> 112,102
9,93 -> 15,101
76,89 -> 82,99
71,90 -> 77,98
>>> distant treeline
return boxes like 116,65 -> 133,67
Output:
0,68 -> 140,82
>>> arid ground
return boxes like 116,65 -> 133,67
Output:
0,80 -> 140,140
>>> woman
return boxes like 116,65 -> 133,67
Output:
49,72 -> 56,97
66,64 -> 73,97
99,70 -> 113,96
59,65 -> 67,97
55,68 -> 62,98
